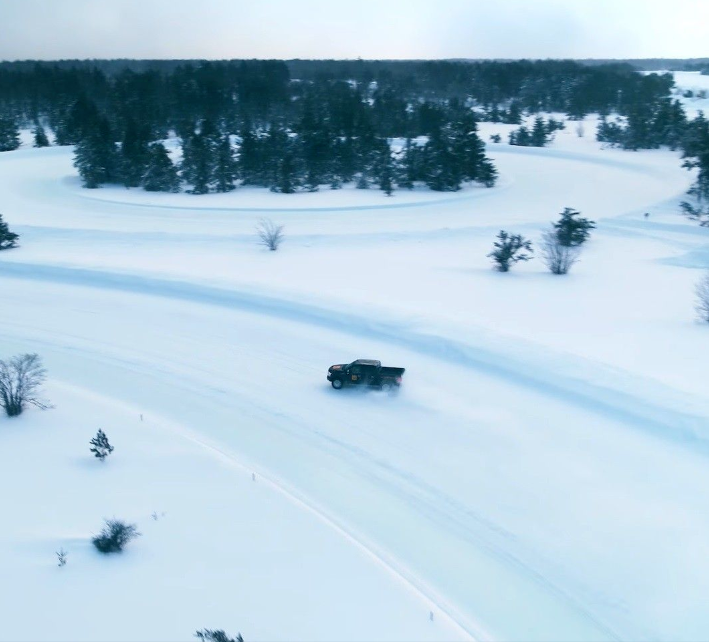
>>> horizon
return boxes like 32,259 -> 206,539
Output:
2,55 -> 708,64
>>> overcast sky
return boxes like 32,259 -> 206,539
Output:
0,0 -> 707,61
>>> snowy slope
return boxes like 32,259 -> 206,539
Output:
1,122 -> 709,641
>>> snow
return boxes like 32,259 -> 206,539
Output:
0,383 -> 461,641
2,116 -> 709,641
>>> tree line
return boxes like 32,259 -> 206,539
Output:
71,110 -> 496,194
0,58 -> 707,202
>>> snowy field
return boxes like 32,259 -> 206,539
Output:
2,107 -> 709,641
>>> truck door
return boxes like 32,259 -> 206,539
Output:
349,364 -> 362,383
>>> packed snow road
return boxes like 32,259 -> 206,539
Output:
2,126 -> 709,641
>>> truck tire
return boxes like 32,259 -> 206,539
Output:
331,378 -> 343,389
381,382 -> 392,393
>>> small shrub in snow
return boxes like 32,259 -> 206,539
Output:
90,429 -> 114,461
0,353 -> 48,417
540,229 -> 581,275
92,519 -> 140,554
195,629 -> 244,642
489,134 -> 501,143
553,207 -> 595,247
696,272 -> 709,323
56,548 -> 67,567
0,214 -> 19,250
487,230 -> 533,272
256,218 -> 284,251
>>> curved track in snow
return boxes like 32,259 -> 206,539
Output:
2,139 -> 709,640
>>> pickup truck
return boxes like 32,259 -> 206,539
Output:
327,359 -> 405,390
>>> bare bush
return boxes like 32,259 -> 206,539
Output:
56,548 -> 68,567
0,353 -> 49,417
540,230 -> 581,274
256,218 -> 284,251
696,272 -> 709,323
92,519 -> 140,554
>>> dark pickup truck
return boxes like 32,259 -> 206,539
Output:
327,359 -> 405,390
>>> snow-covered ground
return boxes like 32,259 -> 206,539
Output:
2,113 -> 709,641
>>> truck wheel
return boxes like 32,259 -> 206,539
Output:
381,383 -> 392,393
331,378 -> 343,390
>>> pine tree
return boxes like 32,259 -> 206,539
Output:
681,111 -> 709,210
487,230 -> 534,272
0,117 -> 20,152
553,207 -> 596,247
55,96 -> 101,146
237,128 -> 263,185
181,133 -> 213,194
142,143 -> 180,192
119,120 -> 151,187
530,117 -> 550,147
274,151 -> 299,194
451,115 -> 496,186
397,138 -> 418,189
89,429 -> 114,461
212,137 -> 237,193
0,214 -> 19,250
372,138 -> 396,196
33,124 -> 50,148
300,121 -> 333,191
509,125 -> 531,146
477,157 -> 498,188
423,126 -> 461,191
333,136 -> 356,184
73,118 -> 119,188
505,101 -> 523,125
266,126 -> 301,193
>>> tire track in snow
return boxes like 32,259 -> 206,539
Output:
0,318 -> 619,642
2,260 -> 708,450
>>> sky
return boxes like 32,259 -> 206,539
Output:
0,0 -> 707,61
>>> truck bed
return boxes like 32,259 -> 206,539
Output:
380,366 -> 405,378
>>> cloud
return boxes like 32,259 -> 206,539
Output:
0,0 -> 706,61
